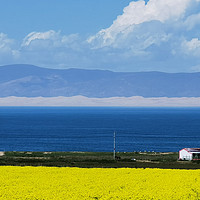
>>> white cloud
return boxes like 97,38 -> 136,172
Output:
1,0 -> 200,72
22,30 -> 57,46
83,0 -> 200,72
186,38 -> 200,50
22,30 -> 80,50
184,13 -> 200,30
182,38 -> 200,56
88,0 -> 191,48
18,31 -> 89,68
0,33 -> 13,52
0,33 -> 19,63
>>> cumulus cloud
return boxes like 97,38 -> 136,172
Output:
184,13 -> 200,30
182,38 -> 200,56
85,0 -> 200,72
22,30 -> 57,46
22,30 -> 80,50
0,33 -> 14,52
1,0 -> 200,72
88,0 -> 191,48
18,30 -> 91,68
0,33 -> 19,64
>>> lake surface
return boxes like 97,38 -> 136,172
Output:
0,107 -> 200,152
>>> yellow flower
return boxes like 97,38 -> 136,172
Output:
0,166 -> 199,199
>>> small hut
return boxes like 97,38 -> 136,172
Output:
179,148 -> 200,161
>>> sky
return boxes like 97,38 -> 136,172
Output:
1,0 -> 200,72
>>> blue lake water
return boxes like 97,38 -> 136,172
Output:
0,107 -> 200,152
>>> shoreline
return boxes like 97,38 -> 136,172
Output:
0,96 -> 200,107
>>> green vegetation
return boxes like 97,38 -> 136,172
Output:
0,151 -> 199,169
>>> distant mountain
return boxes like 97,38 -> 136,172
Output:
0,64 -> 200,98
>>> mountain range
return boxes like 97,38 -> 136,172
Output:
0,64 -> 200,98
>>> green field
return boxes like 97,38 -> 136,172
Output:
0,151 -> 200,169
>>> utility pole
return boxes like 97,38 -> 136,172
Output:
113,132 -> 116,160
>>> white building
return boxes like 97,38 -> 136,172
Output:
179,148 -> 200,161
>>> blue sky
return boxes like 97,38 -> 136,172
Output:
1,0 -> 200,72
0,0 -> 132,39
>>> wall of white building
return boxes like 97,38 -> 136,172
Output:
179,149 -> 192,161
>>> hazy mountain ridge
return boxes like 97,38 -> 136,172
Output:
0,64 -> 200,98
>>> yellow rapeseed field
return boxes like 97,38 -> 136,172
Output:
0,166 -> 200,199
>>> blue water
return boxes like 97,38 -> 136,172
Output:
0,107 -> 200,152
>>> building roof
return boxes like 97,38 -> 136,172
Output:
183,148 -> 200,153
